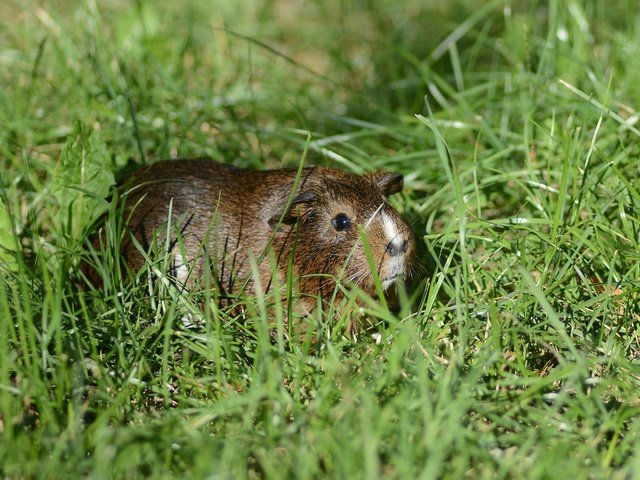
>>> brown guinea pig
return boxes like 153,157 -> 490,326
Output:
104,158 -> 415,312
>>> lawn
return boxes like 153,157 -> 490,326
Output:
1,0 -> 640,478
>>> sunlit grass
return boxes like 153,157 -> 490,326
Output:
1,0 -> 640,478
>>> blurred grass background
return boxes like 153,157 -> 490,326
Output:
1,0 -> 640,478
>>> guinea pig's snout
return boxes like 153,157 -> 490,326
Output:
385,238 -> 409,257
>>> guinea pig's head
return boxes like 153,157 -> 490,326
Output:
270,167 -> 416,299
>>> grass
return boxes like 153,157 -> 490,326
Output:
2,0 -> 640,478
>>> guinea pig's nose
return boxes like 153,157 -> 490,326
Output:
386,238 -> 409,257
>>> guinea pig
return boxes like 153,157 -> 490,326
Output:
102,158 -> 416,313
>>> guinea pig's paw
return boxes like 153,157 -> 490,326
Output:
179,313 -> 197,329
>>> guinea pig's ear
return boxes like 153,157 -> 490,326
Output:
369,171 -> 404,197
269,190 -> 316,227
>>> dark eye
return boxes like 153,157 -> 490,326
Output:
332,213 -> 351,232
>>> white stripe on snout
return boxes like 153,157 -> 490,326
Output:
382,213 -> 400,244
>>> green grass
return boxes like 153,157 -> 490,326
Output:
2,0 -> 640,478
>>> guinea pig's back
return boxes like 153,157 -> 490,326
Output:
120,159 -> 278,276
124,160 -> 227,231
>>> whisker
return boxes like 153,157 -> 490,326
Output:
364,202 -> 385,229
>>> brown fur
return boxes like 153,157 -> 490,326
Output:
98,159 -> 415,313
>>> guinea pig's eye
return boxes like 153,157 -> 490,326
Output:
332,213 -> 351,232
